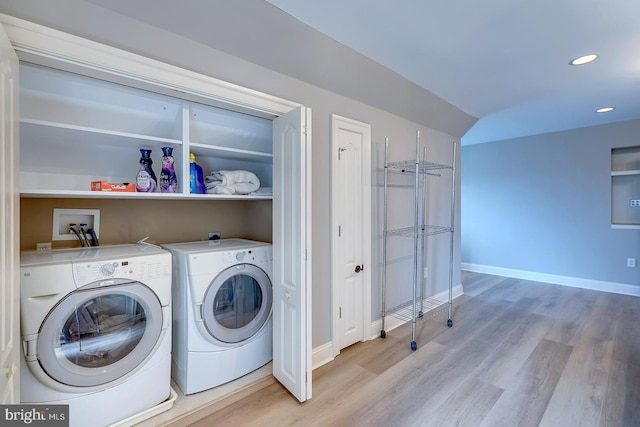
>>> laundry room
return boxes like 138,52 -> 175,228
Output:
4,0 -> 640,426
2,2 -> 466,426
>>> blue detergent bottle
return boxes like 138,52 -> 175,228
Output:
189,153 -> 205,194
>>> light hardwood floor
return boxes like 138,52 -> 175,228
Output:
161,272 -> 640,427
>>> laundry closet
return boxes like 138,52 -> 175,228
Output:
1,12 -> 312,420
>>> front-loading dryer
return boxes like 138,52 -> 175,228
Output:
161,238 -> 272,395
20,244 -> 172,427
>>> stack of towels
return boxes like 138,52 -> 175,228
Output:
205,170 -> 262,195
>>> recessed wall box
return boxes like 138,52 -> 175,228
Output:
52,208 -> 100,242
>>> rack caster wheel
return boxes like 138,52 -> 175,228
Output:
411,341 -> 417,351
418,311 -> 424,318
381,330 -> 386,338
447,319 -> 453,327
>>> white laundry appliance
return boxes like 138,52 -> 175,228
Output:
20,244 -> 172,427
160,239 -> 273,395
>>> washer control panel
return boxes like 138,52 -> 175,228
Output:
73,253 -> 170,285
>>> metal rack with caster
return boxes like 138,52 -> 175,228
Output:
380,131 -> 457,351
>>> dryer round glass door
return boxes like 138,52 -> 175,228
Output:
36,280 -> 163,387
202,264 -> 272,343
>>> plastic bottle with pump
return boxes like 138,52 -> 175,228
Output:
189,153 -> 205,194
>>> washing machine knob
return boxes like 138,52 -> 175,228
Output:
235,251 -> 246,261
100,263 -> 115,276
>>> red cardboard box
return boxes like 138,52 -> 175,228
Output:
91,181 -> 135,192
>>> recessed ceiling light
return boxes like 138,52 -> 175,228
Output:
596,107 -> 615,113
570,54 -> 599,65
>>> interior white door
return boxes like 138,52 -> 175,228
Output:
0,23 -> 20,404
331,115 -> 371,354
272,105 -> 312,402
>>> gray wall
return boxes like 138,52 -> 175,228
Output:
1,1 -> 469,347
82,0 -> 477,139
462,119 -> 640,287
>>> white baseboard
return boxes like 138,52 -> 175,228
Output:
310,283 -> 466,371
462,263 -> 640,297
311,342 -> 334,370
369,283 -> 465,337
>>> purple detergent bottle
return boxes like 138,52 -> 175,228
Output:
159,146 -> 178,193
136,149 -> 157,192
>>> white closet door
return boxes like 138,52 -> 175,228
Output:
272,105 -> 312,402
0,22 -> 20,404
331,115 -> 371,353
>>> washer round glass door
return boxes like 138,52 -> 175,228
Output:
36,280 -> 163,387
202,264 -> 272,343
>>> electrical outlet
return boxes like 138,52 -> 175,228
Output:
36,242 -> 52,251
631,200 -> 640,207
627,258 -> 637,268
208,232 -> 221,241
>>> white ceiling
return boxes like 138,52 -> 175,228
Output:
58,0 -> 640,144
265,0 -> 640,144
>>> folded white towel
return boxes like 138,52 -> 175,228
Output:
205,170 -> 260,195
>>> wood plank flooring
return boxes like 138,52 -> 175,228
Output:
160,272 -> 640,427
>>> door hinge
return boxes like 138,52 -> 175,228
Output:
338,225 -> 341,237
339,307 -> 342,319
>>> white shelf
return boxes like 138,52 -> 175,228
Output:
21,63 -> 183,140
19,189 -> 271,200
189,142 -> 272,163
611,224 -> 640,230
611,170 -> 640,176
21,119 -> 183,147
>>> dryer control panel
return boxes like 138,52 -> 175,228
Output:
181,243 -> 272,276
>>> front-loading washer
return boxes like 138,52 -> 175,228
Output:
20,244 -> 172,427
161,238 -> 272,395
